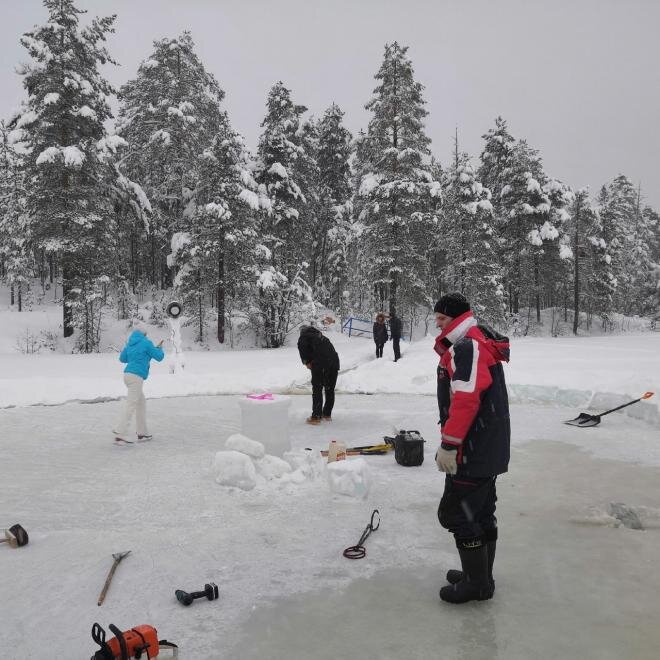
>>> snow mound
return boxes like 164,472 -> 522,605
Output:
284,449 -> 325,480
255,454 -> 292,480
225,433 -> 265,459
215,442 -> 322,491
213,450 -> 257,491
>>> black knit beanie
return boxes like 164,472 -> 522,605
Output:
434,292 -> 470,318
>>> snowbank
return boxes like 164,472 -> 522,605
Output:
1,331 -> 658,426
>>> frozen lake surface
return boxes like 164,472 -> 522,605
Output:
1,393 -> 659,658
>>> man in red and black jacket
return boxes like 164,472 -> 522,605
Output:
433,292 -> 510,604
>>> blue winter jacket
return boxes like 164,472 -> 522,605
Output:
119,331 -> 165,380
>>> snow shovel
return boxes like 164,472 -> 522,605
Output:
0,524 -> 29,548
564,391 -> 654,427
97,551 -> 131,606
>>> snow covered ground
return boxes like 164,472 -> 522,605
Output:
1,332 -> 659,658
1,330 -> 659,427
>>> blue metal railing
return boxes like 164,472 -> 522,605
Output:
341,316 -> 408,340
341,316 -> 372,338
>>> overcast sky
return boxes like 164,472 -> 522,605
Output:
2,0 -> 659,207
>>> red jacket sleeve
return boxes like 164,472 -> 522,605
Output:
441,338 -> 493,446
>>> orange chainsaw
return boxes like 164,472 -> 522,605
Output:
91,623 -> 178,659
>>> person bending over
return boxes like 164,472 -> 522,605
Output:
297,325 -> 340,424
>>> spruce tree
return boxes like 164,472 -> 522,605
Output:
499,140 -> 550,317
117,32 -> 225,290
254,81 -> 312,347
566,189 -> 613,332
597,175 -> 644,317
594,185 -> 621,328
478,116 -> 516,219
14,0 -> 117,343
357,42 -> 440,317
443,150 -> 504,324
627,185 -> 656,315
170,119 -> 262,344
641,206 -> 660,317
478,117 -> 519,314
315,104 -> 353,309
295,116 -> 323,296
538,177 -> 574,321
0,122 -> 32,310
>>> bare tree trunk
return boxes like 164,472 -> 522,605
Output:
130,230 -> 137,293
85,296 -> 90,353
217,248 -> 225,344
150,231 -> 156,287
39,250 -> 45,291
534,253 -> 541,323
62,263 -> 73,338
573,195 -> 581,335
513,253 -> 521,315
389,272 -> 398,317
198,294 -> 203,343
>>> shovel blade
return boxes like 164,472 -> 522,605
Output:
564,413 -> 601,427
112,550 -> 131,562
3,524 -> 28,548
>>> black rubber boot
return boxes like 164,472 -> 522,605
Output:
446,539 -> 497,589
440,542 -> 494,604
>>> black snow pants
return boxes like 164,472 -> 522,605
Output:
392,336 -> 401,361
311,366 -> 339,418
438,475 -> 498,545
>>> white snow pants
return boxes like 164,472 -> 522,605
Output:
115,373 -> 148,438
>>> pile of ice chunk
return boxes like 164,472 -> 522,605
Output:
213,433 -> 323,491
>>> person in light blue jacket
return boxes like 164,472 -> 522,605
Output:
113,321 -> 164,443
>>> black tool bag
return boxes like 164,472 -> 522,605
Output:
394,430 -> 424,466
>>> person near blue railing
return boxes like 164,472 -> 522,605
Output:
389,309 -> 403,361
373,312 -> 388,358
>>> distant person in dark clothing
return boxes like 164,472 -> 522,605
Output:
389,310 -> 403,361
373,312 -> 388,358
297,325 -> 340,424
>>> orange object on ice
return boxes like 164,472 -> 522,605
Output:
91,623 -> 178,659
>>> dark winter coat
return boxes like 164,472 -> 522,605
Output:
297,326 -> 340,371
389,316 -> 403,338
373,322 -> 388,344
434,311 -> 510,478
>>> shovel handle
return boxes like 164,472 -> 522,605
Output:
97,559 -> 120,606
600,392 -> 655,418
1,531 -> 18,548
